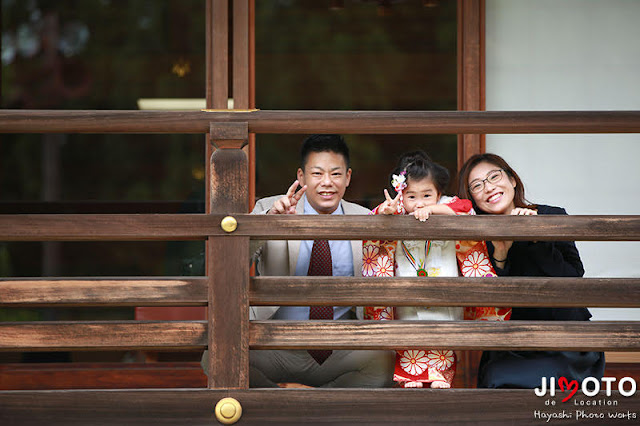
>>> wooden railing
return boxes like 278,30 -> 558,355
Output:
1,110 -> 639,425
1,109 -> 640,133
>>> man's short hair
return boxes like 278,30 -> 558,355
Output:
300,134 -> 350,170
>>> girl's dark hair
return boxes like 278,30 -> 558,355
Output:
388,150 -> 450,197
457,153 -> 534,212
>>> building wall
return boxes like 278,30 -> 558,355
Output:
485,0 -> 640,320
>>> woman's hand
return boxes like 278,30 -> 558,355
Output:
491,208 -> 536,263
511,207 -> 537,216
491,240 -> 513,263
379,189 -> 401,215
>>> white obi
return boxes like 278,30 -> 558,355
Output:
395,239 -> 463,321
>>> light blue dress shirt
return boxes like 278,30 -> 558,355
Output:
272,195 -> 354,320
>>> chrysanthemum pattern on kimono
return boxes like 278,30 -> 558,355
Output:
363,196 -> 511,388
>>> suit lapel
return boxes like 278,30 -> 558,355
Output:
350,239 -> 362,277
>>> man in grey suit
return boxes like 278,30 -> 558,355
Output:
203,134 -> 393,388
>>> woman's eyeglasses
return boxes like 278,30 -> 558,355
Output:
469,169 -> 504,194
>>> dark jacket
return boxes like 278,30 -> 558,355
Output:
478,204 -> 605,388
487,205 -> 590,321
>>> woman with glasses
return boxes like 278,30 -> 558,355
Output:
458,153 -> 604,389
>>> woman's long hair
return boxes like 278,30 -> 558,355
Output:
458,153 -> 534,213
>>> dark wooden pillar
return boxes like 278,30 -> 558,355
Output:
206,0 -> 230,211
233,0 -> 256,209
457,0 -> 485,388
457,0 -> 485,170
207,122 -> 250,389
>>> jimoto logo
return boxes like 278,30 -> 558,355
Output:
535,376 -> 637,402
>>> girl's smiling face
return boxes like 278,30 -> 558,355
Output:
402,177 -> 440,213
467,161 -> 516,215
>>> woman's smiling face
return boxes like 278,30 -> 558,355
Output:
468,161 -> 516,215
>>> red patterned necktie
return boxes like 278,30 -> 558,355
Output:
307,239 -> 333,364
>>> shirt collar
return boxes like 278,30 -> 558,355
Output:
302,194 -> 344,215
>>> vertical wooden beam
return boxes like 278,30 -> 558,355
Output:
233,0 -> 256,209
248,0 -> 256,112
249,0 -> 256,209
457,0 -> 485,170
206,0 -> 230,214
207,122 -> 249,389
207,0 -> 229,110
233,0 -> 250,109
204,3 -> 231,367
457,0 -> 485,389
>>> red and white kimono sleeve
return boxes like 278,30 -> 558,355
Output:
362,197 -> 511,387
362,202 -> 399,322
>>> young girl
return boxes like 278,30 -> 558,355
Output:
363,151 -> 510,389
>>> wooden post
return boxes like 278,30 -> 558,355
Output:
205,0 -> 230,211
233,0 -> 256,208
457,0 -> 485,170
207,122 -> 250,389
457,0 -> 485,388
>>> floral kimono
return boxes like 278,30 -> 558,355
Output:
363,194 -> 511,388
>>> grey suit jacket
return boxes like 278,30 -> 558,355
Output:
250,195 -> 370,320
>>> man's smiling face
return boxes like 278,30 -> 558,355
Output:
297,151 -> 351,214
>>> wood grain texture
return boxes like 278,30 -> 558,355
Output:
1,214 -> 639,241
3,276 -> 637,308
0,277 -> 207,307
1,389 -> 638,425
208,134 -> 250,389
232,0 -> 250,109
250,276 -> 640,307
227,214 -> 640,241
207,237 -> 250,389
210,122 -> 248,148
4,320 -> 635,352
250,320 -> 640,351
206,0 -> 228,109
1,110 -> 639,134
0,214 -> 215,241
457,0 -> 485,169
210,149 -> 248,214
0,362 -> 206,390
0,321 -> 207,351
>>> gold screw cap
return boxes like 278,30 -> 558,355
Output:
214,397 -> 242,424
220,216 -> 238,233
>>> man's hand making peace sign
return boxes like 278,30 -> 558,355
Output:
267,180 -> 307,215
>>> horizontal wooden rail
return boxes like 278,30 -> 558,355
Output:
2,277 -> 639,308
0,214 -> 214,241
0,321 -> 207,352
0,278 -> 207,307
2,321 -> 638,352
1,214 -> 639,241
250,277 -> 640,307
0,359 -> 634,391
250,320 -> 640,351
0,362 -> 207,390
1,110 -> 640,134
2,275 -> 639,310
3,389 -> 638,425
